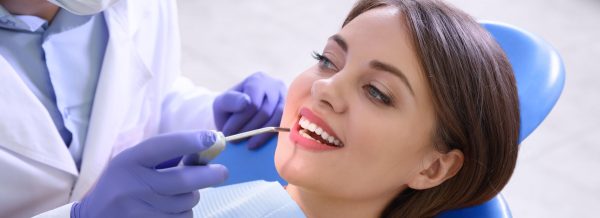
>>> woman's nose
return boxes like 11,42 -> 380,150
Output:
311,77 -> 348,113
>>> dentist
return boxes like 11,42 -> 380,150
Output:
0,0 -> 286,217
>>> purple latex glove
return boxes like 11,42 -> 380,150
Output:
71,131 -> 228,218
213,72 -> 286,149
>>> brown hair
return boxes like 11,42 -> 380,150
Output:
343,0 -> 520,217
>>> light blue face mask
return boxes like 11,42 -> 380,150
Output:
193,180 -> 306,218
48,0 -> 118,15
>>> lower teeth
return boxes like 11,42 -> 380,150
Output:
299,129 -> 337,147
299,129 -> 316,140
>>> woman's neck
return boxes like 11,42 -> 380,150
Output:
286,184 -> 392,218
1,0 -> 60,22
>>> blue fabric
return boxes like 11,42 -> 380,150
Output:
194,180 -> 305,218
0,6 -> 108,168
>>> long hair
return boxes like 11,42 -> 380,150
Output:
343,0 -> 520,217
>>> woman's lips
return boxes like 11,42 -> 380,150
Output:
288,107 -> 344,151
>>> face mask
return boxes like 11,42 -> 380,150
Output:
48,0 -> 119,15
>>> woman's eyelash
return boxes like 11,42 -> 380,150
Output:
364,84 -> 393,106
312,51 -> 325,61
312,51 -> 337,71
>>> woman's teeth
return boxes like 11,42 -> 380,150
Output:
299,117 -> 342,147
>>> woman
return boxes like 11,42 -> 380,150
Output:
194,0 -> 519,217
274,0 -> 519,217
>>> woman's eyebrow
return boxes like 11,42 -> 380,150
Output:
330,34 -> 348,52
330,34 -> 415,96
370,60 -> 415,96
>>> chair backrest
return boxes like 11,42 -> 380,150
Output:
213,21 -> 566,218
213,137 -> 284,186
438,20 -> 565,217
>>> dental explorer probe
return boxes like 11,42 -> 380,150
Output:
188,127 -> 290,165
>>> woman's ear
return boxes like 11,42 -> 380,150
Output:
407,149 -> 464,190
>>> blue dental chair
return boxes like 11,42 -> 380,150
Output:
212,21 -> 566,217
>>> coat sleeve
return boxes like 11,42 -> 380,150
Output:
32,203 -> 73,218
159,76 -> 219,133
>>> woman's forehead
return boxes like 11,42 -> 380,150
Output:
340,6 -> 406,37
337,7 -> 416,68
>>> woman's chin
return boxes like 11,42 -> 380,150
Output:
275,140 -> 313,186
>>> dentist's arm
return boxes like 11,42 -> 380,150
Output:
70,130 -> 228,218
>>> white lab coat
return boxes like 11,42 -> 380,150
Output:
0,0 -> 217,217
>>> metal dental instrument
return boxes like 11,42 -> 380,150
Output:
188,127 -> 290,165
224,127 -> 290,141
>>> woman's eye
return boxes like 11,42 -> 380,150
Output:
312,51 -> 338,71
364,84 -> 393,106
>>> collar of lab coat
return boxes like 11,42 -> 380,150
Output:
0,57 -> 79,177
0,0 -> 155,200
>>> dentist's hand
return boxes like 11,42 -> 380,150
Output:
71,131 -> 228,218
213,72 -> 286,149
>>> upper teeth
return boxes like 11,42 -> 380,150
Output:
299,117 -> 342,147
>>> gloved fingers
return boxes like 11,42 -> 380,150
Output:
150,164 -> 228,195
221,83 -> 264,136
213,91 -> 251,131
238,81 -> 282,134
214,91 -> 251,112
132,131 -> 217,168
246,96 -> 285,149
143,191 -> 200,214
229,71 -> 267,92
121,200 -> 171,217
233,101 -> 270,139
155,156 -> 183,169
171,210 -> 194,218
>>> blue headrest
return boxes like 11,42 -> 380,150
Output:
481,21 -> 565,143
438,21 -> 565,217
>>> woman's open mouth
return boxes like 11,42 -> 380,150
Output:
297,117 -> 343,147
289,107 -> 344,151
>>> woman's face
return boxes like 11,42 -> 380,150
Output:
275,7 -> 439,202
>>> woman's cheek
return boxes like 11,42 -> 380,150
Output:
288,71 -> 317,100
